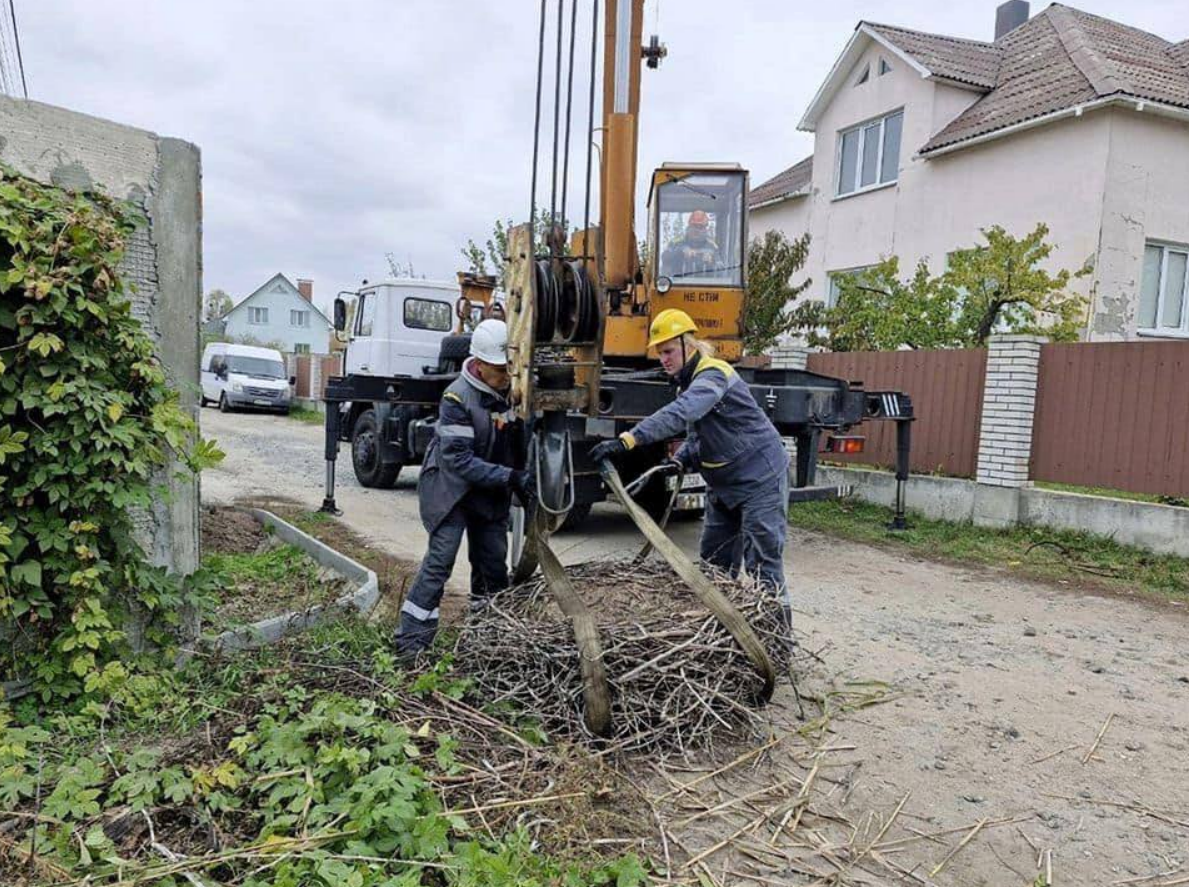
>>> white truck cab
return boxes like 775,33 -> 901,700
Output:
346,279 -> 474,378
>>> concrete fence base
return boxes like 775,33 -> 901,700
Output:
814,465 -> 1189,558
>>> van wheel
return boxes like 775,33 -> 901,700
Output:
219,394 -> 232,413
351,409 -> 400,488
200,396 -> 210,407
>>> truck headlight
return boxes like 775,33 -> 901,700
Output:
231,382 -> 243,393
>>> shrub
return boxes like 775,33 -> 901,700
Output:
0,165 -> 222,700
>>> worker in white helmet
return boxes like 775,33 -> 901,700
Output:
395,320 -> 533,657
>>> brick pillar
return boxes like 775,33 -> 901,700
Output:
976,335 -> 1045,487
310,357 -> 322,399
769,345 -> 814,371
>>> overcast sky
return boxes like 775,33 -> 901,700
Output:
17,0 -> 1185,315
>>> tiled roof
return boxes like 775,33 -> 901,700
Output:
1170,40 -> 1189,71
748,155 -> 813,208
865,23 -> 1001,89
914,4 -> 1189,153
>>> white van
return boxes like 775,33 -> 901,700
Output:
200,343 -> 293,414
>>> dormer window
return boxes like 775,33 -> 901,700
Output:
878,57 -> 892,76
836,109 -> 904,196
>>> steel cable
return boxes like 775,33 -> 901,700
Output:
529,0 -> 549,254
8,0 -> 25,98
559,0 -> 579,233
583,0 -> 600,247
549,0 -> 563,233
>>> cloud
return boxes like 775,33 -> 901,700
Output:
16,0 -> 1186,317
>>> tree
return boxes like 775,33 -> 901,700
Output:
947,223 -> 1088,345
385,254 -> 426,279
461,210 -> 572,289
793,256 -> 963,352
204,288 -> 232,321
792,223 -> 1089,351
742,230 -> 812,354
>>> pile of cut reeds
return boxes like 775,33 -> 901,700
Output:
452,560 -> 799,754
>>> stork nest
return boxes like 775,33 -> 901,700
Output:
450,559 -> 801,755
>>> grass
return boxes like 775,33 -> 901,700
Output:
202,540 -> 338,623
789,497 -> 1189,602
1034,480 -> 1188,507
286,405 -> 326,425
1,617 -> 647,887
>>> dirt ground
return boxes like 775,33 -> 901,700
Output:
200,408 -> 1189,884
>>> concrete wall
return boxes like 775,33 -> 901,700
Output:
815,464 -> 1189,558
1092,107 -> 1189,340
750,193 -> 811,246
0,96 -> 202,576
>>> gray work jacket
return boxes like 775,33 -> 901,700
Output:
627,353 -> 789,508
418,359 -> 520,531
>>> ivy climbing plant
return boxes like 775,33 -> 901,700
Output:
0,164 -> 223,700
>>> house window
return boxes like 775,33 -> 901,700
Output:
878,58 -> 892,76
293,343 -> 311,354
248,306 -> 268,324
827,265 -> 876,307
290,309 -> 311,328
836,109 -> 903,196
1139,242 -> 1189,334
853,63 -> 870,86
403,298 -> 453,332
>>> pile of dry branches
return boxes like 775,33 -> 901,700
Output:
451,560 -> 800,754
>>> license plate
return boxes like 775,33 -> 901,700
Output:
666,472 -> 706,491
253,399 -> 271,406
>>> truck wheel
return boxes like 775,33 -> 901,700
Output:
219,394 -> 232,413
351,409 -> 401,488
437,334 -> 472,372
558,502 -> 592,532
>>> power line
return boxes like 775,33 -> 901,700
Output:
9,0 -> 27,98
0,7 -> 13,96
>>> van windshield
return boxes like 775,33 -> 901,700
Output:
226,356 -> 286,379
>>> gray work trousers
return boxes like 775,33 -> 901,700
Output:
396,501 -> 508,655
699,470 -> 791,609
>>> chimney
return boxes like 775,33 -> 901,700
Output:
297,278 -> 313,301
995,0 -> 1029,40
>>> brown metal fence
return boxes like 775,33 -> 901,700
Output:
807,349 -> 987,477
1031,341 -> 1189,497
292,355 -> 312,398
317,353 -> 343,397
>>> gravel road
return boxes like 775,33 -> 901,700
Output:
201,407 -> 1189,884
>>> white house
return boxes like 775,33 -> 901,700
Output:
749,1 -> 1189,341
221,273 -> 333,354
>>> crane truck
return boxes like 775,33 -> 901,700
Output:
320,0 -> 914,596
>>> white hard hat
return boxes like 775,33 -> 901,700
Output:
470,319 -> 508,366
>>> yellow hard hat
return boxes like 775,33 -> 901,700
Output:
648,309 -> 698,349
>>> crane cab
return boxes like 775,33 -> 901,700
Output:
602,163 -> 749,363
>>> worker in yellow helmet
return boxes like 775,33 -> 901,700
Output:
590,309 -> 792,628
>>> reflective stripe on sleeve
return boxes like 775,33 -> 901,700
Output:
401,599 -> 441,622
439,424 -> 475,438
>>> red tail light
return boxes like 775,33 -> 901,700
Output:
827,435 -> 865,454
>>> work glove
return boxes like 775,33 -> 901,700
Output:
589,437 -> 629,465
509,469 -> 535,505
